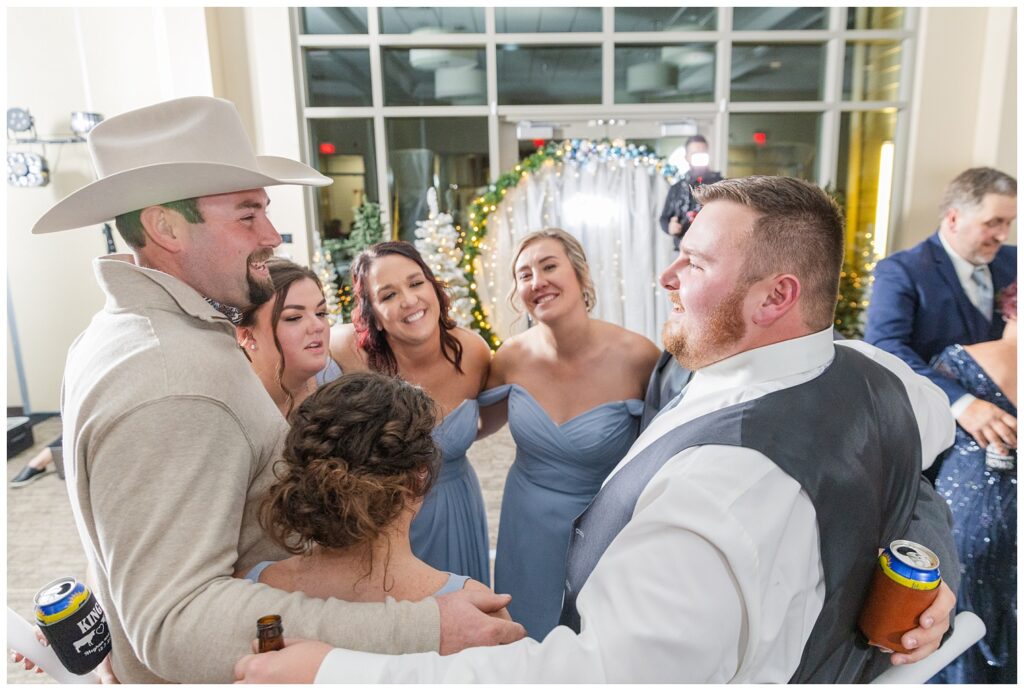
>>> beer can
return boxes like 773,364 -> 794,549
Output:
33,577 -> 112,675
858,540 -> 941,654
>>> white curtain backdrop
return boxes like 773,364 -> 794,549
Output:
475,158 -> 677,344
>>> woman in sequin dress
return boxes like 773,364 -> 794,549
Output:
931,281 -> 1016,684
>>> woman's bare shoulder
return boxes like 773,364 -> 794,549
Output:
453,327 -> 493,362
594,321 -> 661,375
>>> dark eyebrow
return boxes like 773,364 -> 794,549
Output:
375,272 -> 423,294
282,298 -> 327,310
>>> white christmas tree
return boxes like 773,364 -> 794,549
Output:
414,187 -> 474,327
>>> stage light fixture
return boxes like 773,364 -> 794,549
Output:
7,151 -> 50,187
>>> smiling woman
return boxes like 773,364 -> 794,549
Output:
327,241 -> 494,586
236,258 -> 330,418
478,227 -> 661,640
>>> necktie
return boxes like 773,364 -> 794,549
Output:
971,265 -> 993,321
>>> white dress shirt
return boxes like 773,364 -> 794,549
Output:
936,231 -> 990,416
315,328 -> 954,683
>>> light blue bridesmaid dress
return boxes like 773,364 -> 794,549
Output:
409,398 -> 491,587
317,360 -> 490,586
479,383 -> 643,640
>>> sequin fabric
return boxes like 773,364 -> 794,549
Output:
931,344 -> 1016,684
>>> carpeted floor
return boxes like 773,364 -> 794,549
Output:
5,416 -> 515,683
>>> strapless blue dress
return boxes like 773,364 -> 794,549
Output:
479,384 -> 643,640
410,398 -> 491,587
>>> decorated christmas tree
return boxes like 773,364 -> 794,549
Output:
327,202 -> 385,322
344,201 -> 385,258
414,188 -> 474,327
826,185 -> 875,338
311,239 -> 342,325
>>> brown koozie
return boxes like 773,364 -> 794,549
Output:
858,566 -> 941,654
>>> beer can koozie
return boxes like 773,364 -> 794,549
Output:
33,577 -> 112,675
858,540 -> 941,654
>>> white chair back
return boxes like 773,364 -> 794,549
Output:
870,611 -> 986,684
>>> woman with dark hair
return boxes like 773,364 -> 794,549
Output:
328,241 -> 493,586
236,258 -> 330,418
479,228 -> 660,640
931,281 -> 1017,684
240,371 -> 506,610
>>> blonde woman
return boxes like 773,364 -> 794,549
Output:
479,228 -> 660,640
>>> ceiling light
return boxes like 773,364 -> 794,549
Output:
627,61 -> 678,94
661,46 -> 714,68
70,111 -> 103,136
435,66 -> 485,100
7,107 -> 33,133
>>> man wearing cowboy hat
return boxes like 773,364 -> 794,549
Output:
33,97 -> 523,683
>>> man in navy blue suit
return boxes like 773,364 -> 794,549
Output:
866,167 -> 1017,462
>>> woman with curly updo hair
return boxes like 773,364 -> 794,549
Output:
241,372 -> 506,607
327,242 -> 493,587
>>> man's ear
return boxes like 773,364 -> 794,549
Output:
944,207 -> 959,233
751,274 -> 801,327
139,205 -> 186,253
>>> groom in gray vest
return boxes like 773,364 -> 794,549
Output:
235,176 -> 958,683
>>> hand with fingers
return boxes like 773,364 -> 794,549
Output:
9,626 -> 47,675
234,638 -> 332,684
872,580 -> 957,666
957,399 -> 1017,452
438,589 -> 525,654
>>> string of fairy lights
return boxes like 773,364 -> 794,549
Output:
314,142 -> 873,342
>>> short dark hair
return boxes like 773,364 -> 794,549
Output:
114,197 -> 203,249
939,167 -> 1017,218
260,372 -> 441,565
350,241 -> 463,376
694,176 -> 845,331
686,134 -> 708,150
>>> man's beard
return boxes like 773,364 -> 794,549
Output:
246,249 -> 275,306
663,284 -> 748,371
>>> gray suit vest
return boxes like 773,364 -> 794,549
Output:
558,346 -> 922,683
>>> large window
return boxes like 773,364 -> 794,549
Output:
296,6 -> 915,252
496,45 -> 602,105
385,118 -> 489,242
615,44 -> 715,104
728,112 -> 821,179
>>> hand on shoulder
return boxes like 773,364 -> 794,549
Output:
328,322 -> 368,372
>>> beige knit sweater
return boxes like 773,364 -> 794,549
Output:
60,256 -> 438,682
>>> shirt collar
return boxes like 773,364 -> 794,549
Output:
94,255 -> 236,327
938,230 -> 984,283
687,327 -> 835,397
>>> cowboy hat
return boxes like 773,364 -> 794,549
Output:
32,96 -> 331,234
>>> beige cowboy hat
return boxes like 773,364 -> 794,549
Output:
32,96 -> 331,234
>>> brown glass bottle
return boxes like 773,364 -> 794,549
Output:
256,614 -> 285,653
